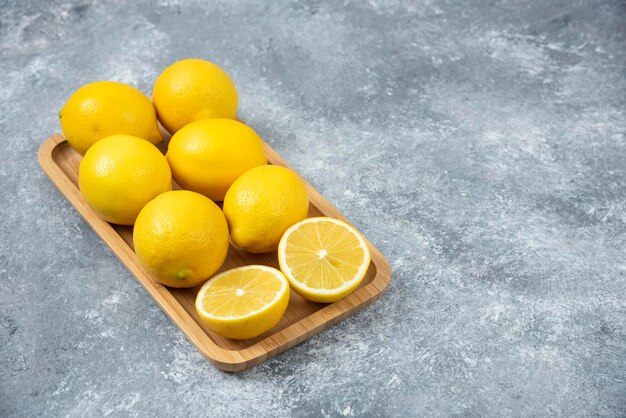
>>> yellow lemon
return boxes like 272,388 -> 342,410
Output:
166,119 -> 267,201
278,217 -> 371,303
223,165 -> 309,253
153,59 -> 238,133
59,81 -> 162,155
79,135 -> 171,225
133,190 -> 229,288
195,265 -> 289,339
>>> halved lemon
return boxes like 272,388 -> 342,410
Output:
195,266 -> 290,340
278,217 -> 371,303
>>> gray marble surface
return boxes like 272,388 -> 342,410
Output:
1,0 -> 625,416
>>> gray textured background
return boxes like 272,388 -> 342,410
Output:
1,0 -> 625,416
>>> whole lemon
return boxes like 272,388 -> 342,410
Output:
153,59 -> 238,133
79,135 -> 172,225
60,81 -> 163,155
133,190 -> 230,288
166,119 -> 267,201
223,165 -> 309,253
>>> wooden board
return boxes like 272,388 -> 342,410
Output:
38,133 -> 391,372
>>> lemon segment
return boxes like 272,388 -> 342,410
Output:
195,266 -> 290,340
278,217 -> 371,303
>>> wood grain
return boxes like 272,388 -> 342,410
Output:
38,133 -> 392,371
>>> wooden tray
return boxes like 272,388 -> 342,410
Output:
38,133 -> 391,371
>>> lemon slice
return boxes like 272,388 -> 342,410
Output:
195,266 -> 290,340
278,217 -> 371,303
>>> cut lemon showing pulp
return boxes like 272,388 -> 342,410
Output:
195,266 -> 290,340
278,217 -> 371,303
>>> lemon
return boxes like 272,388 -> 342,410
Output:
153,59 -> 238,133
166,119 -> 267,201
133,190 -> 229,288
223,165 -> 309,253
195,265 -> 290,339
278,217 -> 371,303
78,135 -> 171,225
59,81 -> 163,155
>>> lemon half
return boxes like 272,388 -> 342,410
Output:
278,217 -> 371,303
195,265 -> 290,340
